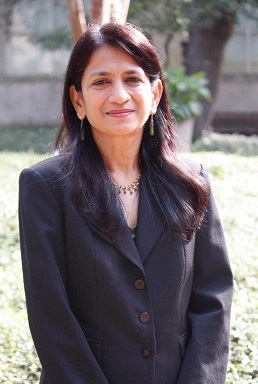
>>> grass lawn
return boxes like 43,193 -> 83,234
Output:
0,128 -> 258,383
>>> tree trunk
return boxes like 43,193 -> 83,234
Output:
0,2 -> 6,77
163,33 -> 173,70
90,0 -> 130,24
90,0 -> 104,22
0,1 -> 22,75
66,0 -> 87,44
184,14 -> 235,141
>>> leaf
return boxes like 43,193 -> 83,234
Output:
166,66 -> 211,121
188,101 -> 202,116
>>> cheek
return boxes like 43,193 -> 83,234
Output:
83,98 -> 101,119
139,91 -> 153,113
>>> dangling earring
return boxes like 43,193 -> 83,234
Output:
149,114 -> 154,136
80,118 -> 85,141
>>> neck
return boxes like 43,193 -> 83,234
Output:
92,131 -> 142,182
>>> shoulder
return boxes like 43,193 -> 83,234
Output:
19,154 -> 69,208
19,154 -> 70,212
19,154 -> 67,185
179,156 -> 208,179
20,153 -> 67,178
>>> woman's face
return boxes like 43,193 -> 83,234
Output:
70,44 -> 162,140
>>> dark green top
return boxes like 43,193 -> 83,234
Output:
129,225 -> 137,239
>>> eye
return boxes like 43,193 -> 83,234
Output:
92,79 -> 109,86
126,77 -> 141,83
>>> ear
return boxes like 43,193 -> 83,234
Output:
69,85 -> 86,119
151,79 -> 163,114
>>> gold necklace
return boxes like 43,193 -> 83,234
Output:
112,175 -> 141,194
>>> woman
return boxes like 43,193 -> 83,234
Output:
19,22 -> 233,384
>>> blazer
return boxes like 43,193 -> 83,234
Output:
19,154 -> 233,384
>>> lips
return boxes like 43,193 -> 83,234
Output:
106,109 -> 134,118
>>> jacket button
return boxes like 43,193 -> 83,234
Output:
139,312 -> 150,324
134,279 -> 145,289
141,346 -> 152,358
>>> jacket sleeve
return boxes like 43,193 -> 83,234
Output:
176,169 -> 234,384
19,167 -> 109,384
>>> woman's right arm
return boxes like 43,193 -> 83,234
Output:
19,167 -> 109,384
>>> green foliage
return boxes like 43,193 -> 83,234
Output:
128,0 -> 191,35
165,67 -> 211,122
187,151 -> 258,384
29,27 -> 71,51
129,0 -> 258,35
0,152 -> 46,383
0,127 -> 58,154
192,132 -> 258,156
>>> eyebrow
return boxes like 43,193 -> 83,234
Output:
89,69 -> 143,79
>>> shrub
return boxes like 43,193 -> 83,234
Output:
165,66 -> 211,122
192,132 -> 258,156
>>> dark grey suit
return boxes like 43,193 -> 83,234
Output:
19,154 -> 233,384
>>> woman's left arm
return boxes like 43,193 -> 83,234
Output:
177,172 -> 234,384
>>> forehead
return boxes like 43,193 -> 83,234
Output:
83,45 -> 146,78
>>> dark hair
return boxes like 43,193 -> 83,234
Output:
56,22 -> 209,241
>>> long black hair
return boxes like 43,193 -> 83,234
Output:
55,22 -> 210,241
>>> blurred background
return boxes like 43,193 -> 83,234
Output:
1,0 -> 258,142
0,1 -> 258,383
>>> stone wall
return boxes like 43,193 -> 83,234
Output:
0,78 -> 62,127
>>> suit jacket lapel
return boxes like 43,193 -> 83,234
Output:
113,224 -> 144,272
135,173 -> 164,263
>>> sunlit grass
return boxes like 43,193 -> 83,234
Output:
187,151 -> 258,384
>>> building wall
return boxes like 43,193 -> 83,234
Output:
0,78 -> 62,127
216,76 -> 258,113
213,14 -> 258,133
0,0 -> 69,128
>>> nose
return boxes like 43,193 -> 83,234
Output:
108,81 -> 131,104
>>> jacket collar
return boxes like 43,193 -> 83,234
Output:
135,173 -> 163,263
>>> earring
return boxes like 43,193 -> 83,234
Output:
80,118 -> 85,141
149,114 -> 154,136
